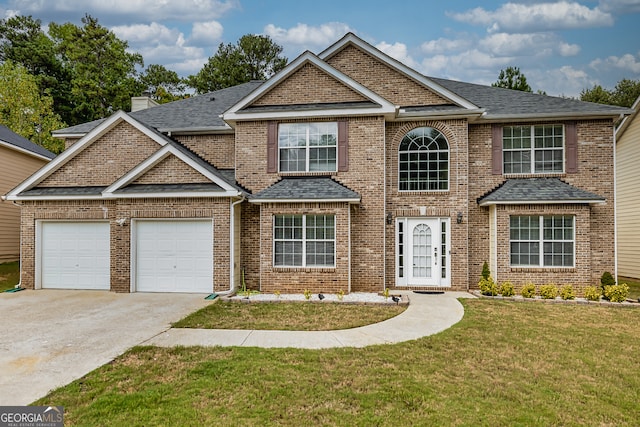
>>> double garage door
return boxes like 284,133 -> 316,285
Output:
40,220 -> 213,292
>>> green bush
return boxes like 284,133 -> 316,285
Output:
603,284 -> 629,303
540,284 -> 559,299
600,271 -> 615,294
499,281 -> 515,297
479,276 -> 498,296
560,285 -> 576,300
481,261 -> 490,280
584,286 -> 601,301
521,283 -> 536,298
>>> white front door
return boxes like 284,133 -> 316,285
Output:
397,218 -> 450,287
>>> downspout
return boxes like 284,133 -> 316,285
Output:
11,200 -> 23,289
613,123 -> 618,281
216,196 -> 245,296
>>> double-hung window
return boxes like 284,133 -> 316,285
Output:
510,215 -> 574,267
279,123 -> 337,172
503,125 -> 564,174
274,214 -> 335,267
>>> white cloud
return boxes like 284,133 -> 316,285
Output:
420,49 -> 514,83
420,37 -> 470,55
11,0 -> 239,22
190,21 -> 224,45
530,65 -> 596,97
376,41 -> 419,69
449,1 -> 614,33
111,22 -> 181,45
598,0 -> 640,14
480,33 -> 580,57
264,22 -> 353,49
591,52 -> 640,73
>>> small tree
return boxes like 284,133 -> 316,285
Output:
481,261 -> 490,280
600,271 -> 615,298
492,66 -> 532,92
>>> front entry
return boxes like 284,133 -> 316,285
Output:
396,217 -> 450,287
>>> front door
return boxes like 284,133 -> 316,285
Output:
398,218 -> 449,287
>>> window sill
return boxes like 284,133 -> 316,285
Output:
510,267 -> 576,273
279,171 -> 336,177
272,267 -> 336,273
503,173 -> 566,178
397,190 -> 450,194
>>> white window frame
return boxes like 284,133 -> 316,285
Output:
273,214 -> 336,268
278,122 -> 338,173
398,127 -> 450,192
503,125 -> 565,175
509,215 -> 575,268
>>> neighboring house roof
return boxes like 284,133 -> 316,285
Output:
478,178 -> 606,206
250,177 -> 361,203
615,95 -> 640,139
0,124 -> 55,160
53,81 -> 264,136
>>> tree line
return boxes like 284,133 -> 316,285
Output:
1,13 -> 638,154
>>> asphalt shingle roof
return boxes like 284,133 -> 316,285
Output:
478,178 -> 605,206
430,77 -> 631,117
20,186 -> 106,196
0,125 -> 55,159
54,81 -> 264,135
251,177 -> 361,202
116,183 -> 224,193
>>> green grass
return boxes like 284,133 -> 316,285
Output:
173,300 -> 406,330
36,299 -> 640,426
618,277 -> 640,300
0,261 -> 19,292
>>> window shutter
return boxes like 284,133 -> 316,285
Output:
267,121 -> 278,173
565,121 -> 577,173
491,124 -> 503,175
338,120 -> 349,172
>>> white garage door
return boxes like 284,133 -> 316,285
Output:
41,221 -> 110,290
135,220 -> 213,293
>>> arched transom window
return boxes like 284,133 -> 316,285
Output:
398,127 -> 449,191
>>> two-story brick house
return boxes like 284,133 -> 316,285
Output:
4,33 -> 631,295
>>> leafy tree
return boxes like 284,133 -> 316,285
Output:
188,34 -> 287,93
580,78 -> 640,107
0,61 -> 65,153
139,64 -> 186,103
0,15 -> 74,124
492,66 -> 533,92
48,14 -> 143,122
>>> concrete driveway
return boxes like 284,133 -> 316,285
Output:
0,289 -> 209,405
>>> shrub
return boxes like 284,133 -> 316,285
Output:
481,261 -> 490,280
584,286 -> 601,301
600,271 -> 615,293
560,285 -> 576,300
521,283 -> 536,298
603,284 -> 629,303
479,276 -> 498,296
499,281 -> 515,297
539,284 -> 559,299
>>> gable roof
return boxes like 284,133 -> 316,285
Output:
0,124 -> 55,160
223,51 -> 397,124
478,178 -> 605,207
5,111 -> 244,200
250,177 -> 361,204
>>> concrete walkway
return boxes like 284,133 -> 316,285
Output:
145,291 -> 474,349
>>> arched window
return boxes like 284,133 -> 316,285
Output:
398,127 -> 449,191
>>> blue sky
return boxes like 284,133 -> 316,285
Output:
2,0 -> 639,97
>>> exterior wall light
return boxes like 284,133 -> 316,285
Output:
457,212 -> 463,224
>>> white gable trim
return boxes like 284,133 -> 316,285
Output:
102,144 -> 240,198
224,51 -> 397,122
319,33 -> 478,110
6,111 -> 171,199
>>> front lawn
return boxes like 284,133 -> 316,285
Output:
173,300 -> 406,330
37,299 -> 640,426
0,261 -> 19,292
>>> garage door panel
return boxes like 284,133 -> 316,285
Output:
41,222 -> 110,290
136,220 -> 213,293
